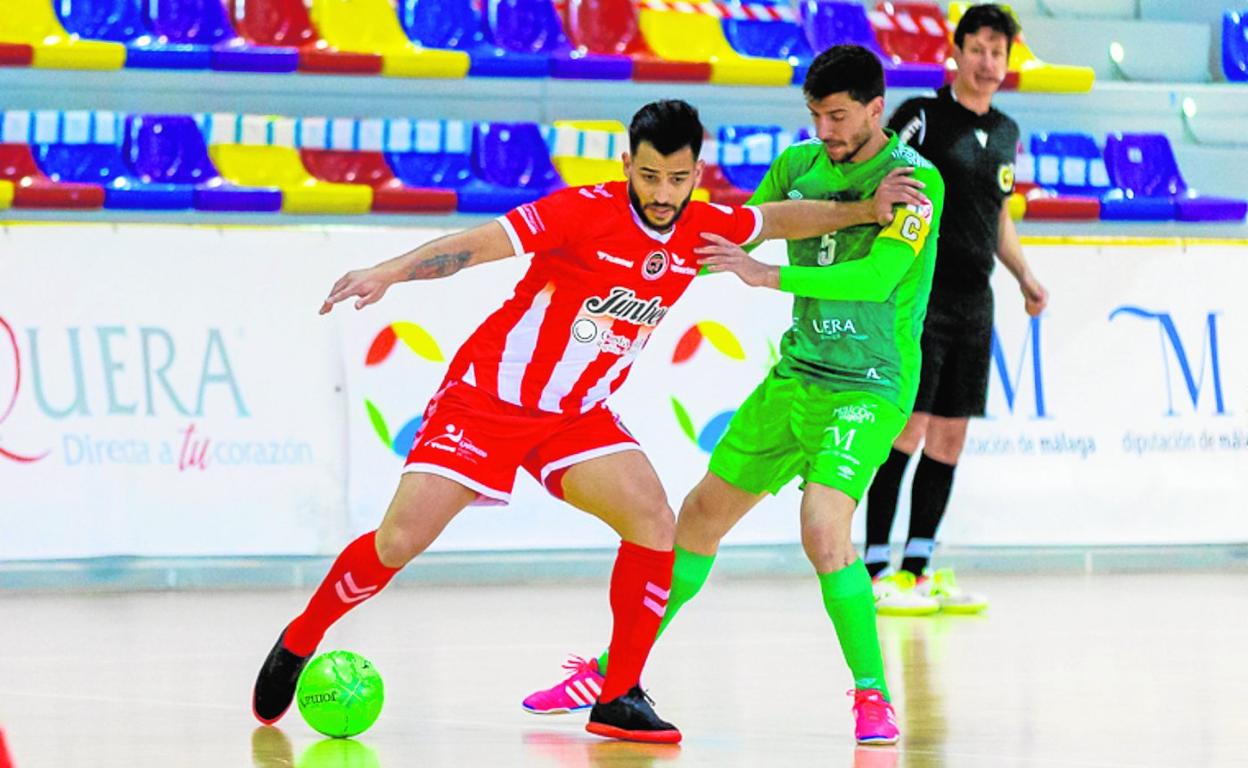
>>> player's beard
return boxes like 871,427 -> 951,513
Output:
826,124 -> 874,164
628,183 -> 693,233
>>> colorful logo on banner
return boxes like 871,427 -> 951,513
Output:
0,315 -> 50,463
363,322 -> 444,457
670,321 -> 748,453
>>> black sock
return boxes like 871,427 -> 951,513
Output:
864,448 -> 913,578
901,453 -> 956,576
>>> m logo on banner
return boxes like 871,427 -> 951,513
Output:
989,316 -> 1048,419
1109,307 -> 1227,416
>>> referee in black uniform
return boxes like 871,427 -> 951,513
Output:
865,4 -> 1048,613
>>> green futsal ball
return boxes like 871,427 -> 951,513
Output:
295,650 -> 385,738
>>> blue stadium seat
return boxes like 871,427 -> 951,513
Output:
716,125 -> 791,192
34,141 -> 195,209
1029,132 -> 1110,197
384,120 -> 476,194
460,121 -> 563,213
1223,10 -> 1248,82
55,0 -> 210,69
124,114 -> 281,211
800,0 -> 944,89
1103,133 -> 1246,222
489,0 -> 631,80
720,9 -> 814,85
400,0 -> 548,78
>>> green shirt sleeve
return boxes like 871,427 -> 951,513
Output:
778,165 -> 945,302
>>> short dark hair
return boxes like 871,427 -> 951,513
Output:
802,44 -> 885,105
954,4 -> 1018,51
628,100 -> 704,159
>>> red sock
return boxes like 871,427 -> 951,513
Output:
598,541 -> 675,703
283,531 -> 399,656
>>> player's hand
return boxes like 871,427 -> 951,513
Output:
696,233 -> 780,289
873,167 -> 929,226
1020,273 -> 1048,316
319,267 -> 394,314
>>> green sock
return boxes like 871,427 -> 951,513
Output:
818,559 -> 890,700
596,544 -> 715,676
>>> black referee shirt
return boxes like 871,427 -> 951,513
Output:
888,85 -> 1019,304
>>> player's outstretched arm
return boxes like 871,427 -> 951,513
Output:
319,221 -> 514,314
752,167 -> 928,242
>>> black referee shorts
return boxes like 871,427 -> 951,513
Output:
912,294 -> 994,419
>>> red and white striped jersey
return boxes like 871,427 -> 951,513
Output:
447,181 -> 762,414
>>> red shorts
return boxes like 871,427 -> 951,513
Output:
403,380 -> 641,505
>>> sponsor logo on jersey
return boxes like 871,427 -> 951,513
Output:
810,318 -> 860,337
570,317 -> 642,357
997,163 -> 1015,193
583,287 -> 670,327
787,189 -> 804,200
597,250 -> 635,268
831,403 -> 877,424
642,250 -> 669,280
669,253 -> 697,276
517,203 -> 545,236
423,423 -> 488,461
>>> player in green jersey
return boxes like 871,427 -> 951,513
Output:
522,45 -> 943,746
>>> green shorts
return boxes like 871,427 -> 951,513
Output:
708,369 -> 908,501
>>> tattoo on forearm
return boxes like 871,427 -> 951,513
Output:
409,250 -> 472,280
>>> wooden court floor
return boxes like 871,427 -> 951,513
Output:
1,571 -> 1246,767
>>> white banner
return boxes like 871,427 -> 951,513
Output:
0,224 -> 349,559
3,225 -> 1245,559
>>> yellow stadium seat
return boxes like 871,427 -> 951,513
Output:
948,3 -> 1093,93
639,9 -> 792,87
550,120 -> 627,187
0,180 -> 13,210
0,0 -> 125,69
209,145 -> 373,214
310,0 -> 469,78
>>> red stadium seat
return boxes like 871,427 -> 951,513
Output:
0,143 -> 105,209
227,0 -> 383,74
300,149 -> 456,213
564,0 -> 711,82
0,43 -> 33,66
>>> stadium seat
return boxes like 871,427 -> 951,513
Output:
227,0 -> 382,74
124,114 -> 281,212
55,0 -> 210,69
700,162 -> 753,206
638,4 -> 792,86
34,142 -> 195,209
948,3 -> 1093,93
489,0 -> 632,79
564,0 -> 708,82
1180,96 -> 1248,148
1222,10 -> 1248,82
0,0 -> 125,69
1102,133 -> 1247,222
0,43 -> 33,66
1019,136 -> 1102,220
720,8 -> 814,85
209,144 -> 373,213
401,0 -> 548,78
803,1 -> 945,89
384,120 -> 475,196
301,149 -> 456,212
872,2 -> 953,73
0,143 -> 105,208
139,0 -> 302,73
310,0 -> 470,78
548,120 -> 627,186
458,122 -> 564,213
716,125 -> 790,192
0,179 -> 12,208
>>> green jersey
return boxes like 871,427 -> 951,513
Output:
748,130 -> 945,413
